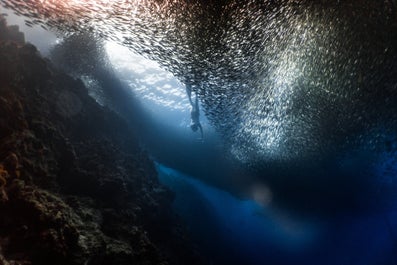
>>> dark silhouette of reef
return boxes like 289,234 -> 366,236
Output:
0,16 -> 206,265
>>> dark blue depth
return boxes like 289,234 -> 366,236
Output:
157,163 -> 397,265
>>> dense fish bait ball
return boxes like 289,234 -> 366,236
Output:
3,0 -> 397,163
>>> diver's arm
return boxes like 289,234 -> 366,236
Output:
198,123 -> 203,140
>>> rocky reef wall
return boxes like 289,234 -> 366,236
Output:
0,15 -> 205,265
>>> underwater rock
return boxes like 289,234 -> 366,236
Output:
0,15 -> 24,44
0,17 -> 206,265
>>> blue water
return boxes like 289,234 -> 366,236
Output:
156,163 -> 397,265
3,2 -> 397,264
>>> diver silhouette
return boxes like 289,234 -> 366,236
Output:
186,84 -> 203,140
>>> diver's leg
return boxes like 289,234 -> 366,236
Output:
186,84 -> 193,105
194,91 -> 199,110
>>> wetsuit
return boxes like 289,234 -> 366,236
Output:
190,95 -> 203,139
186,84 -> 193,106
186,84 -> 203,139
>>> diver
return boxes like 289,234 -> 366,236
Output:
186,83 -> 193,105
186,83 -> 203,140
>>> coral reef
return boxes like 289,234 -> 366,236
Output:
0,16 -> 206,265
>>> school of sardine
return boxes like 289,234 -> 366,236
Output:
2,0 -> 397,163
